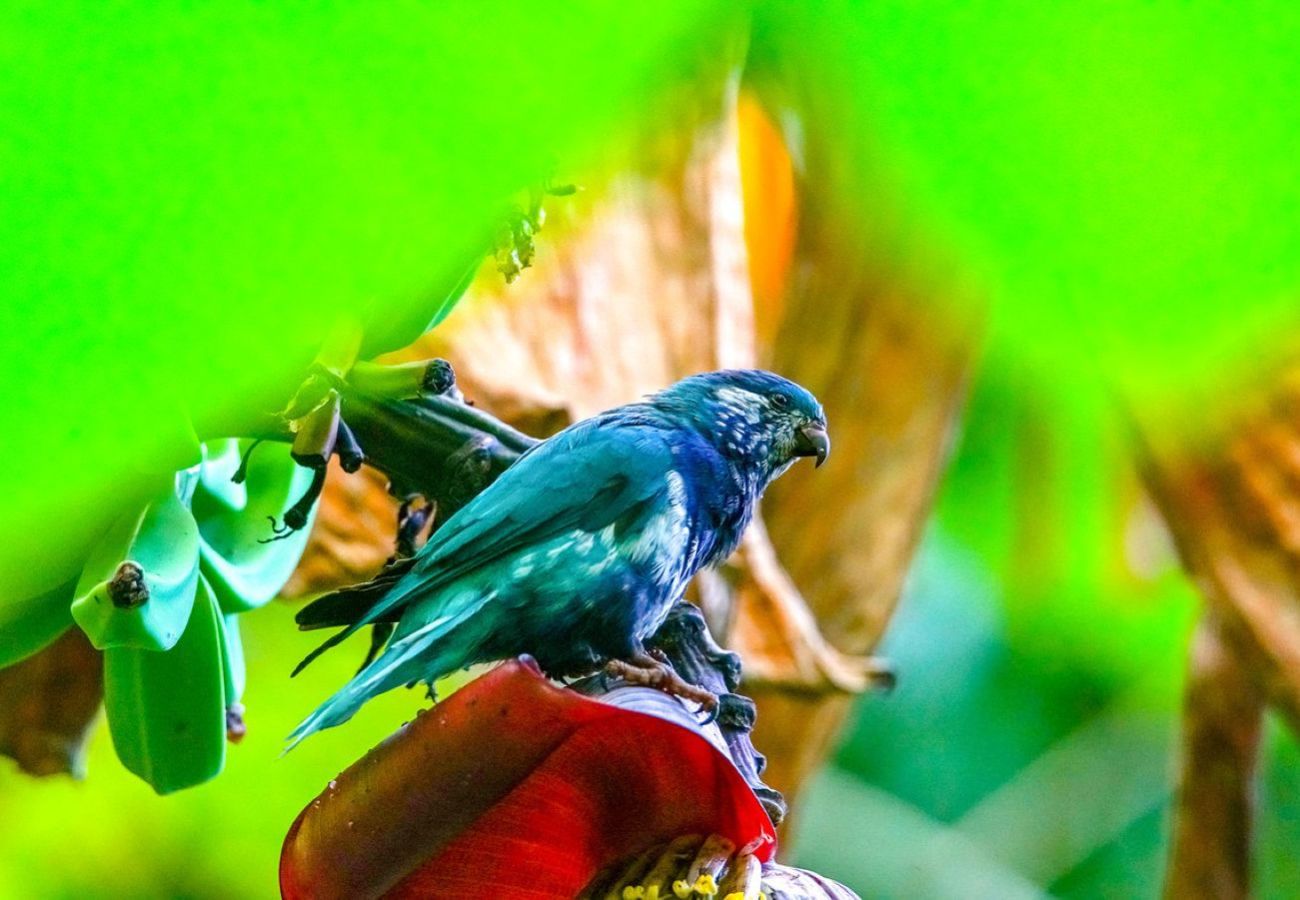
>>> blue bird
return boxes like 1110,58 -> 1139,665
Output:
287,369 -> 829,746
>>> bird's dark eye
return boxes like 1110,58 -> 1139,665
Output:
772,394 -> 791,409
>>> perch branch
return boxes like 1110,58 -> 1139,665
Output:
237,361 -> 537,534
1163,613 -> 1263,900
340,392 -> 535,518
644,601 -> 787,824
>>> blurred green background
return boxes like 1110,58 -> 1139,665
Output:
791,356 -> 1300,898
5,1 -> 1300,897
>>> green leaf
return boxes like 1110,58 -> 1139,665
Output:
378,254 -> 483,352
104,575 -> 227,794
0,577 -> 76,668
194,440 -> 317,614
0,2 -> 734,597
71,475 -> 201,652
196,439 -> 247,510
754,1 -> 1300,410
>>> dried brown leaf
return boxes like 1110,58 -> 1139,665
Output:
0,628 -> 102,778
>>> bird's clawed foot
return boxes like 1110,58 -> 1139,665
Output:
604,651 -> 718,712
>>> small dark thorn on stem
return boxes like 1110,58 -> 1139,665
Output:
231,439 -> 264,485
715,693 -> 756,730
107,561 -> 149,609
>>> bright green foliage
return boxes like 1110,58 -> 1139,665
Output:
0,577 -> 74,668
753,0 -> 1300,410
194,440 -> 318,615
0,1 -> 735,599
0,0 -> 732,797
104,576 -> 228,796
71,474 -> 203,653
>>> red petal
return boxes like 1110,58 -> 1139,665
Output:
281,659 -> 775,900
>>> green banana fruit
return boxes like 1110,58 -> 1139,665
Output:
0,576 -> 76,668
194,439 -> 317,614
104,574 -> 227,794
71,472 -> 202,652
218,611 -> 246,705
345,359 -> 456,401
217,609 -> 248,743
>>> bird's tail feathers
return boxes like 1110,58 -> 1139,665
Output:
285,594 -> 491,749
290,558 -> 418,678
295,557 -> 417,631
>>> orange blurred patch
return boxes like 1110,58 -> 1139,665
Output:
737,91 -> 797,354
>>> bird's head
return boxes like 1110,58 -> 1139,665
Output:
652,370 -> 829,477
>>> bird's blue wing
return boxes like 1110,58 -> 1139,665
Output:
410,417 -> 670,588
303,414 -> 676,657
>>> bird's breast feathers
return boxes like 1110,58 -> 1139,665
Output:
624,469 -> 695,587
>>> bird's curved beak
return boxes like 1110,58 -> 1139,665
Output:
793,423 -> 830,468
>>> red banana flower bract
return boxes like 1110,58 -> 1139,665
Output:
280,658 -> 776,899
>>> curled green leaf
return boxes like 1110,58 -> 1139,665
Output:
194,440 -> 317,614
0,576 -> 76,668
